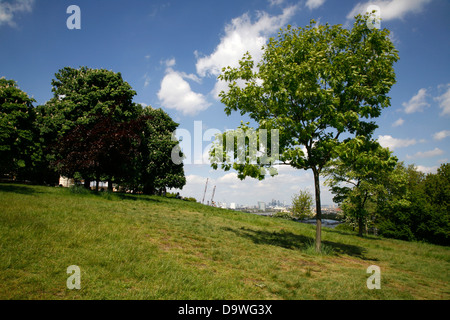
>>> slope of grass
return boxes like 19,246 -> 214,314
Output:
0,183 -> 449,300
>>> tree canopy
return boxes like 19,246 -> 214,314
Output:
323,137 -> 397,236
0,78 -> 38,179
138,107 -> 186,195
30,67 -> 186,193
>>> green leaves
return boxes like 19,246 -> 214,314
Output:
43,67 -> 139,140
323,137 -> 398,236
0,78 -> 38,178
214,15 -> 399,181
138,107 -> 186,194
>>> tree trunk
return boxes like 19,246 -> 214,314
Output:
107,179 -> 113,192
358,215 -> 364,237
358,193 -> 368,237
95,175 -> 99,192
84,179 -> 90,189
312,167 -> 322,252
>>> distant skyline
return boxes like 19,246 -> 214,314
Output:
1,0 -> 449,205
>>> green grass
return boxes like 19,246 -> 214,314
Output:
0,183 -> 449,300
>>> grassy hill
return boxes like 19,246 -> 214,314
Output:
0,183 -> 449,300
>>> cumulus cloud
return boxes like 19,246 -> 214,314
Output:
435,84 -> 450,116
378,135 -> 417,150
305,0 -> 326,10
402,88 -> 430,114
157,61 -> 211,116
347,0 -> 432,21
195,5 -> 298,99
433,130 -> 450,141
268,0 -> 285,6
416,165 -> 439,174
406,148 -> 444,159
392,118 -> 404,127
0,0 -> 34,27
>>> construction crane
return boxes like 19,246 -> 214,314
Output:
202,178 -> 208,204
210,185 -> 216,207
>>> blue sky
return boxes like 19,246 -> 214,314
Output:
1,0 -> 449,206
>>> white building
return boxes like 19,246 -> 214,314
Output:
258,201 -> 266,212
59,176 -> 74,188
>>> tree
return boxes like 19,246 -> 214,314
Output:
422,163 -> 450,245
52,113 -> 149,191
291,189 -> 314,220
323,137 -> 397,236
210,14 -> 399,251
0,78 -> 39,180
376,162 -> 449,245
138,107 -> 186,195
35,67 -> 142,186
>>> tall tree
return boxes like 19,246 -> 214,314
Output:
35,67 -> 141,186
210,14 -> 399,251
0,78 -> 39,180
138,107 -> 186,195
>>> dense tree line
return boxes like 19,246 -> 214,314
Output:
375,162 -> 449,246
325,149 -> 449,246
0,67 -> 186,194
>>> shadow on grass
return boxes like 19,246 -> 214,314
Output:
224,226 -> 372,259
325,227 -> 383,241
91,191 -> 163,203
0,183 -> 41,195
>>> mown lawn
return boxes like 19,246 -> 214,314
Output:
0,183 -> 448,300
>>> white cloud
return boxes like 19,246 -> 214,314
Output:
268,0 -> 285,6
392,118 -> 404,127
143,73 -> 150,87
416,165 -> 439,174
195,5 -> 298,99
433,130 -> 450,141
0,0 -> 34,27
435,84 -> 450,116
157,67 -> 211,116
347,0 -> 432,21
306,0 -> 326,10
406,148 -> 444,159
402,88 -> 430,114
163,58 -> 176,68
378,135 -> 417,150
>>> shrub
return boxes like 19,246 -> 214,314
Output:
69,184 -> 90,194
291,190 -> 314,220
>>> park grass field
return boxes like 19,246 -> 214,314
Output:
0,183 -> 448,300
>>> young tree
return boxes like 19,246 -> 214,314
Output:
323,137 -> 397,236
0,78 -> 39,180
291,189 -> 314,220
210,14 -> 399,251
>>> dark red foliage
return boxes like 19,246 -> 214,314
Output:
52,114 -> 151,182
